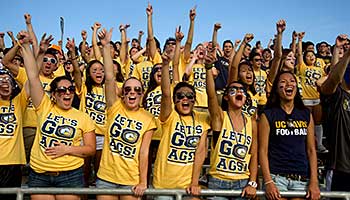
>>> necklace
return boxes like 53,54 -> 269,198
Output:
179,112 -> 195,136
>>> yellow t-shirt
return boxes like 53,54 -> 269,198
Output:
132,60 -> 154,91
97,99 -> 157,185
253,68 -> 267,105
153,110 -> 210,189
30,95 -> 95,173
144,85 -> 162,140
297,60 -> 326,100
188,63 -> 207,108
53,63 -> 66,77
0,89 -> 28,165
77,84 -> 106,135
209,111 -> 252,180
242,91 -> 258,117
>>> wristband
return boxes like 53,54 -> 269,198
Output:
248,181 -> 258,188
264,180 -> 274,185
205,64 -> 214,70
17,41 -> 23,48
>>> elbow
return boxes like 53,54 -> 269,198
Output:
85,145 -> 96,157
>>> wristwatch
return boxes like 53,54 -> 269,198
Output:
248,181 -> 258,188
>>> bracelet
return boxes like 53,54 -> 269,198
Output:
17,41 -> 23,48
205,64 -> 214,70
264,180 -> 274,185
71,56 -> 79,60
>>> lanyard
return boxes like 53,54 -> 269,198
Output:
227,111 -> 247,145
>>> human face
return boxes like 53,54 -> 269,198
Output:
239,64 -> 254,85
225,83 -> 247,109
153,65 -> 162,85
243,46 -> 251,58
165,41 -> 176,54
132,40 -> 140,48
41,54 -> 57,77
0,74 -> 12,100
252,55 -> 262,69
223,42 -> 233,57
305,51 -> 316,66
53,80 -> 75,110
122,79 -> 143,111
318,43 -> 328,54
89,62 -> 105,85
12,56 -> 22,65
196,44 -> 205,59
262,50 -> 272,61
283,51 -> 296,71
277,73 -> 297,102
174,87 -> 195,116
64,61 -> 73,73
306,45 -> 315,52
130,48 -> 139,57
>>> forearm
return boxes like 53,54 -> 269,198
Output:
92,29 -> 102,60
119,30 -> 128,65
184,20 -> 194,61
67,144 -> 95,158
228,42 -> 245,83
71,51 -> 82,91
173,41 -> 181,82
0,36 -> 4,50
2,44 -> 20,75
26,23 -> 39,57
268,32 -> 282,84
190,134 -> 207,185
138,151 -> 149,185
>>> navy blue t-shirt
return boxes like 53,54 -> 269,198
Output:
214,56 -> 229,90
264,106 -> 310,176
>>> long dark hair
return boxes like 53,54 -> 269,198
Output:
265,71 -> 306,110
142,63 -> 162,108
85,60 -> 105,94
49,76 -> 74,93
113,60 -> 124,83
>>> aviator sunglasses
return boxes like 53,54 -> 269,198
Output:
123,86 -> 142,95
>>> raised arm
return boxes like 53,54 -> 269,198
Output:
173,26 -> 184,83
36,33 -> 54,70
321,35 -> 350,95
146,3 -> 157,60
24,13 -> 39,57
92,22 -> 102,61
184,6 -> 196,62
138,30 -> 144,48
98,28 -> 117,107
291,31 -> 298,54
80,30 -> 90,63
205,48 -> 223,131
267,20 -> 285,91
19,31 -> 44,108
296,32 -> 305,72
119,24 -> 129,65
66,38 -> 82,92
7,31 -> 16,46
331,34 -> 348,68
183,50 -> 197,81
228,33 -> 254,83
1,43 -> 21,76
211,23 -> 221,51
0,33 -> 5,50
159,51 -> 174,122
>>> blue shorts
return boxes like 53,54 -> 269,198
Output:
28,167 -> 84,187
266,174 -> 308,191
208,175 -> 248,200
96,178 -> 133,189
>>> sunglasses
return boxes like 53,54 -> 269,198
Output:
254,58 -> 263,62
43,57 -> 57,64
175,92 -> 195,100
153,66 -> 162,72
227,86 -> 247,97
56,86 -> 75,94
123,86 -> 142,95
0,77 -> 11,84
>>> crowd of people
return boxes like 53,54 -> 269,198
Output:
0,3 -> 350,200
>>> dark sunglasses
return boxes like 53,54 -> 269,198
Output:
175,92 -> 195,100
153,66 -> 162,72
254,58 -> 263,62
227,86 -> 247,97
56,86 -> 75,94
43,57 -> 57,64
123,86 -> 142,95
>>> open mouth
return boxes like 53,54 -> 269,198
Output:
285,87 -> 294,96
182,102 -> 190,109
235,94 -> 243,101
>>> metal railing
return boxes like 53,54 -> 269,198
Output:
0,188 -> 350,200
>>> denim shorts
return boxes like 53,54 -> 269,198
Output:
266,174 -> 308,191
96,178 -> 132,189
28,167 -> 84,187
208,175 -> 248,200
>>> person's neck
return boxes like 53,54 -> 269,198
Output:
196,59 -> 204,65
280,100 -> 294,114
228,107 -> 242,117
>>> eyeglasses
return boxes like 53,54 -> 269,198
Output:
227,86 -> 247,97
167,42 -> 176,46
175,92 -> 195,100
123,86 -> 142,95
56,86 -> 75,94
0,77 -> 11,84
43,57 -> 57,64
64,61 -> 72,65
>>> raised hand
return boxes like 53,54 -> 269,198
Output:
0,32 -> 4,38
244,33 -> 254,44
298,32 -> 305,40
276,19 -> 286,33
7,31 -> 14,37
292,31 -> 298,40
66,38 -> 76,52
139,30 -> 144,36
39,33 -> 54,52
24,13 -> 32,24
146,2 -> 153,16
234,39 -> 241,48
214,23 -> 222,31
175,26 -> 184,42
17,30 -> 31,45
93,22 -> 102,30
81,30 -> 87,41
189,6 -> 196,21
336,34 -> 348,47
98,28 -> 113,46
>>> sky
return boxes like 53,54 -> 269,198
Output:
1,0 -> 350,51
